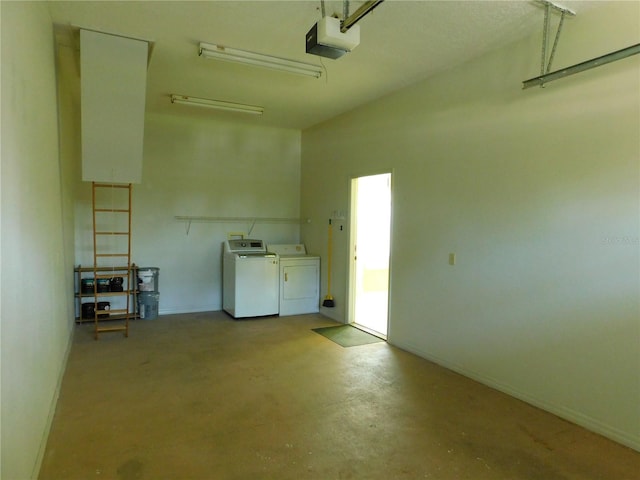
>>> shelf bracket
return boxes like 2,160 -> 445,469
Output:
248,218 -> 258,236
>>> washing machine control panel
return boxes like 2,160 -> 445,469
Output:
226,239 -> 267,254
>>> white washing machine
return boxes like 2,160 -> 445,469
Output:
269,244 -> 320,316
223,239 -> 279,318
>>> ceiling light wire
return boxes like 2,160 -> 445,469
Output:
319,56 -> 328,83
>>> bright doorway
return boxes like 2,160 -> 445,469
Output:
349,172 -> 391,337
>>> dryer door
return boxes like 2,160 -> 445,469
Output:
283,265 -> 317,300
280,259 -> 320,316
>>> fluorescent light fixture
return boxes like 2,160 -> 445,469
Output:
199,42 -> 322,78
170,94 -> 264,115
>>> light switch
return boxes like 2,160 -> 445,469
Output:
449,253 -> 456,266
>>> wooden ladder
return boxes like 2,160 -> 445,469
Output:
92,182 -> 133,340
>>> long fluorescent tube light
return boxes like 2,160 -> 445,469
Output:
523,43 -> 640,89
170,94 -> 263,115
199,42 -> 322,78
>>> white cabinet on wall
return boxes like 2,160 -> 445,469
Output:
80,29 -> 149,184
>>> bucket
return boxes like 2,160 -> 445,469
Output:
97,301 -> 110,318
110,276 -> 124,292
138,292 -> 159,320
96,278 -> 110,293
81,303 -> 94,319
81,278 -> 95,294
81,302 -> 110,319
137,268 -> 159,292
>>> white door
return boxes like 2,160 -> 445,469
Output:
350,172 -> 391,336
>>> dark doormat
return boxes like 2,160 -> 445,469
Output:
312,324 -> 384,347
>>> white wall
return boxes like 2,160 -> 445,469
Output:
301,2 -> 640,450
74,112 -> 302,314
1,2 -> 76,478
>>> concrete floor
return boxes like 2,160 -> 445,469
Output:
40,312 -> 639,480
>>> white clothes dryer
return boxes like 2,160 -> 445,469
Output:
268,244 -> 320,316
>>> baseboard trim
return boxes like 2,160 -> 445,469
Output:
319,306 -> 343,323
158,304 -> 220,316
32,323 -> 75,479
392,339 -> 640,453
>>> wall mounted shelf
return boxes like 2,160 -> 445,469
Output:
174,215 -> 309,235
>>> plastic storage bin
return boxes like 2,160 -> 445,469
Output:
138,292 -> 159,320
137,267 -> 159,292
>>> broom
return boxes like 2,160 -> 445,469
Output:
322,219 -> 335,307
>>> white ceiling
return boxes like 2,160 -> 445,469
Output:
49,0 -> 601,130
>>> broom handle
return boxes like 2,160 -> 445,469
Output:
327,219 -> 332,295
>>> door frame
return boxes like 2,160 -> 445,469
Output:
347,169 -> 394,338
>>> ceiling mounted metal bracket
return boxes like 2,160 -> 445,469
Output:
537,0 -> 576,85
341,0 -> 385,32
523,1 -> 640,89
522,43 -> 640,89
316,1 -> 384,33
